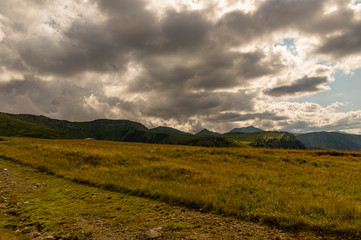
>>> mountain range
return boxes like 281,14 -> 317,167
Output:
296,131 -> 361,151
1,112 -> 361,151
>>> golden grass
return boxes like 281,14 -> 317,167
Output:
1,137 -> 361,236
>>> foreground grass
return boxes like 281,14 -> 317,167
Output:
0,228 -> 28,240
1,137 -> 361,237
0,154 -> 313,239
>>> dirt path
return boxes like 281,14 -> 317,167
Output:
0,159 -> 325,240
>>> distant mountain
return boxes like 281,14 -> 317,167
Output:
150,126 -> 193,136
228,126 -> 264,133
195,129 -> 220,136
0,113 -> 74,139
297,132 -> 361,151
1,112 -> 318,150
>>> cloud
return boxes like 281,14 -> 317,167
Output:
0,0 -> 361,134
140,90 -> 256,120
317,22 -> 361,58
208,112 -> 288,122
264,76 -> 329,97
0,76 -> 139,121
215,0 -> 325,45
160,10 -> 211,51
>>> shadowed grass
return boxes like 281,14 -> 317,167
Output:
0,228 -> 29,240
1,137 -> 361,237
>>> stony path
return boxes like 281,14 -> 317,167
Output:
0,159 -> 326,240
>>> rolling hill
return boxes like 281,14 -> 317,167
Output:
0,113 -> 74,139
2,112 -> 236,147
6,113 -> 152,141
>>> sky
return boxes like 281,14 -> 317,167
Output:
1,0 -> 361,134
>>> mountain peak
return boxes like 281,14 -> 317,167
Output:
195,128 -> 220,136
228,126 -> 264,134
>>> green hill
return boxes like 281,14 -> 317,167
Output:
0,113 -> 74,139
6,113 -> 164,142
223,131 -> 306,149
297,132 -> 361,151
6,113 -> 150,140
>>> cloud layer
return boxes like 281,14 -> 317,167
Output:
1,0 -> 361,133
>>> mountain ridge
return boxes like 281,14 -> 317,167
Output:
0,113 -> 74,139
3,112 -> 361,151
150,126 -> 193,136
2,112 -> 236,148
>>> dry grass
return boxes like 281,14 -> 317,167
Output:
1,137 -> 361,236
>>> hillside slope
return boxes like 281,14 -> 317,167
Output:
224,131 -> 306,149
150,126 -> 193,136
0,113 -> 74,139
297,132 -> 361,151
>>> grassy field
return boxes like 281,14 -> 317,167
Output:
1,137 -> 361,237
0,148 -> 317,239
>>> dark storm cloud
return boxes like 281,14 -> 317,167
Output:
142,90 -> 256,119
301,4 -> 355,34
93,0 -> 211,51
317,22 -> 361,58
17,22 -> 123,76
96,0 -> 161,51
264,76 -> 329,97
160,10 -> 211,51
216,0 -> 325,45
128,50 -> 283,93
